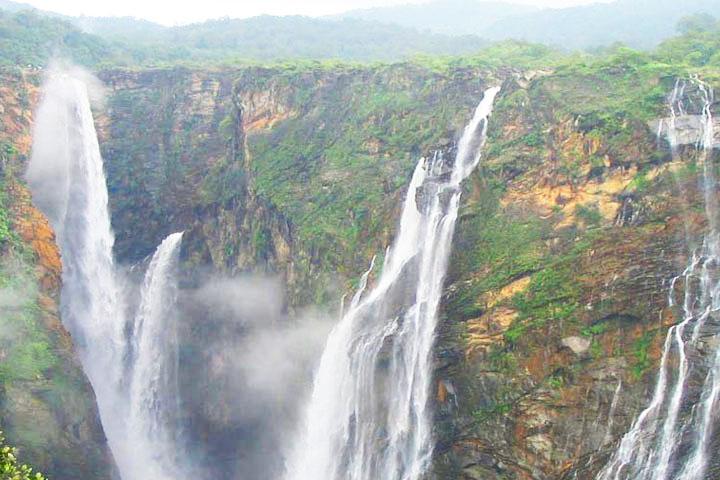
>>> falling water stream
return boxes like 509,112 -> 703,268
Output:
27,68 -> 185,480
127,232 -> 184,480
598,78 -> 718,480
27,69 -> 130,474
285,86 -> 500,480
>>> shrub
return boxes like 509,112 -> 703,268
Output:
0,432 -> 45,480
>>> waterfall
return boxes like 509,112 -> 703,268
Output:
127,232 -> 184,480
598,78 -> 718,480
27,68 -> 129,472
285,86 -> 500,480
27,67 -> 186,480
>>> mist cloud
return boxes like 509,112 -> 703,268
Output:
177,274 -> 334,480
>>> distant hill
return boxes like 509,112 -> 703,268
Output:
0,0 -> 35,12
483,0 -> 720,49
2,0 -> 716,68
74,16 -> 167,43
334,0 -> 537,36
0,8 -> 488,67
0,9 -> 130,67
77,15 -> 488,62
339,0 -> 720,49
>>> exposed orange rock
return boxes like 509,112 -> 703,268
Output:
437,380 -> 448,404
502,166 -> 637,227
240,90 -> 296,133
465,307 -> 518,358
0,71 -> 37,161
484,275 -> 531,309
8,182 -> 62,291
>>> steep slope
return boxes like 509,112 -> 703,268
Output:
98,64 -> 501,304
432,65 -> 719,480
0,69 -> 115,479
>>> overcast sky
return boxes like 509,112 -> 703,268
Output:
21,0 -> 614,25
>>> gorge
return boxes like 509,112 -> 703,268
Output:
0,5 -> 719,480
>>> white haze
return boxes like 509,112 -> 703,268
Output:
182,275 -> 333,479
20,0 -> 615,26
0,258 -> 37,341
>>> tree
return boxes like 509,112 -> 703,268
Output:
677,13 -> 718,35
0,432 -> 45,480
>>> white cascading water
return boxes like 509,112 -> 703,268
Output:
27,68 -> 186,480
598,78 -> 718,480
285,86 -> 500,480
127,232 -> 184,480
26,68 -> 130,473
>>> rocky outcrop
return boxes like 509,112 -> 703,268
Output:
0,69 -> 116,479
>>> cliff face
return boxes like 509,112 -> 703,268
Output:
97,64 -> 500,477
0,69 -> 116,479
432,70 -> 707,479
94,61 -> 716,479
98,65 -> 497,304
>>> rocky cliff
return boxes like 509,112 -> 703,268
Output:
93,55 -> 719,479
96,63 -> 502,477
0,69 -> 116,478
433,67 -> 715,479
1,44 -> 717,479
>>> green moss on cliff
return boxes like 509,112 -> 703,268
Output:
245,65 -> 493,286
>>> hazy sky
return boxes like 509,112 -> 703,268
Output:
22,0 -> 614,25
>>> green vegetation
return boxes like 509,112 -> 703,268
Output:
482,0 -> 720,50
0,188 -> 11,246
247,64 -> 479,275
0,9 -> 127,67
0,8 -> 488,67
0,432 -> 45,480
582,322 -> 610,337
547,374 -> 565,389
575,203 -> 603,227
627,168 -> 652,193
446,178 -> 547,320
507,263 -> 580,343
0,256 -> 57,386
472,402 -> 512,423
632,331 -> 656,379
0,168 -> 21,251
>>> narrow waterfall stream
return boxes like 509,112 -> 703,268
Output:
285,86 -> 500,480
127,232 -> 184,480
598,78 -> 718,480
27,68 -> 186,480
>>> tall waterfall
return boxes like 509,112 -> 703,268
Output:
27,68 -> 129,471
127,232 -> 184,480
598,79 -> 718,480
285,86 -> 500,480
27,68 -> 186,480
